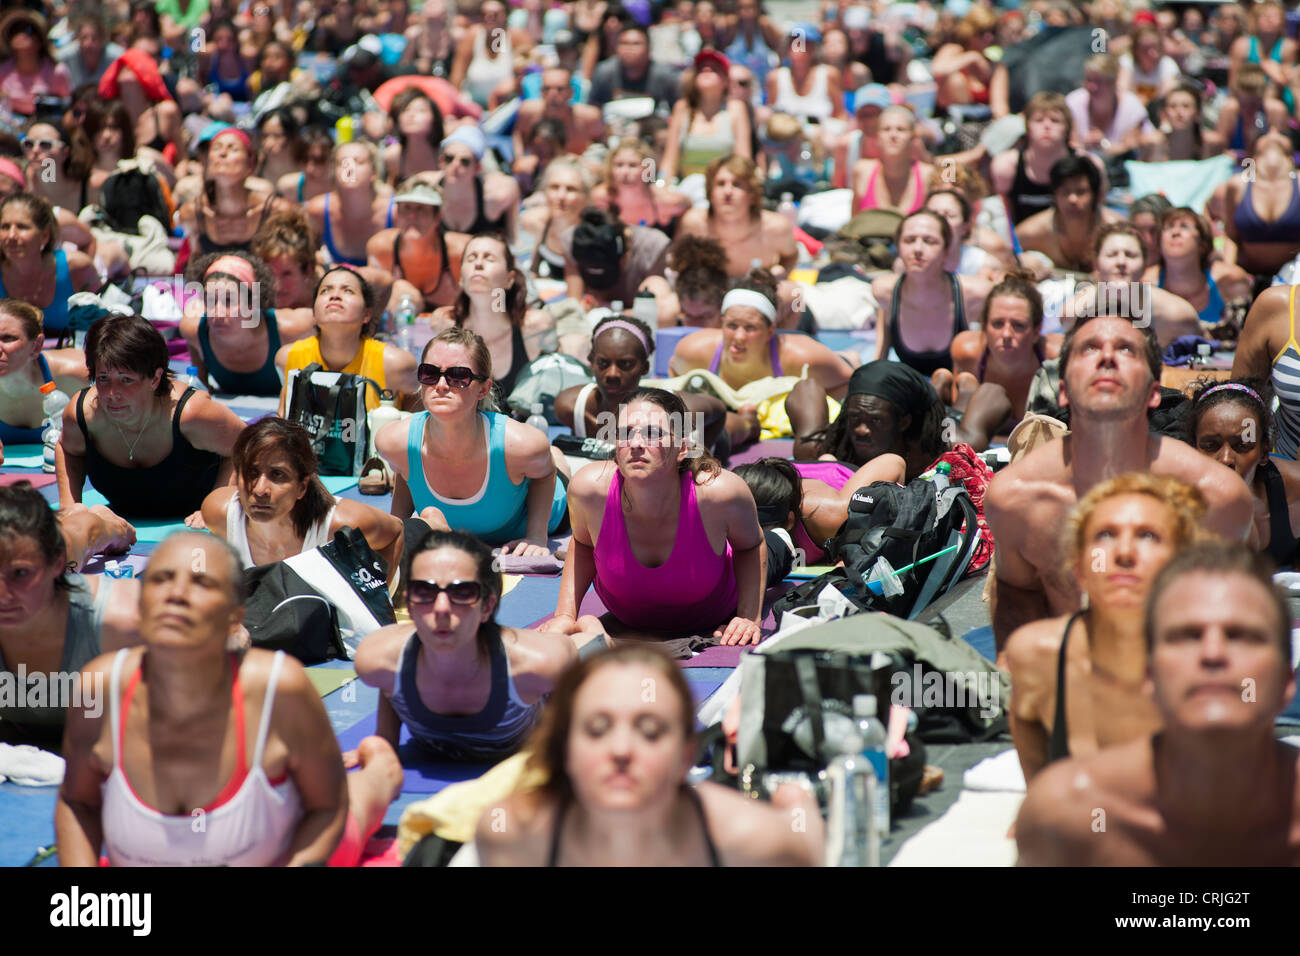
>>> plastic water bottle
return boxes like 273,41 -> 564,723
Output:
795,143 -> 818,189
184,366 -> 207,393
932,461 -> 952,493
526,402 -> 549,435
1194,342 -> 1212,369
632,290 -> 658,347
367,390 -> 403,458
854,694 -> 890,840
824,731 -> 880,867
610,299 -> 625,316
40,381 -> 69,474
778,192 -> 797,228
395,295 -> 418,353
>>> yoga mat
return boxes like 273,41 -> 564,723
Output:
307,667 -> 358,698
0,473 -> 55,488
680,644 -> 744,668
727,438 -> 793,466
961,625 -> 996,664
1,444 -> 44,468
321,476 -> 360,494
0,783 -> 57,868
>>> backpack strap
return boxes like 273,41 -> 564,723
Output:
793,653 -> 826,761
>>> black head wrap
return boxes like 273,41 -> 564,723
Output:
846,360 -> 939,415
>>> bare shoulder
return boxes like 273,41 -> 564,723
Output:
987,440 -> 1070,516
674,328 -> 719,363
354,622 -> 413,678
695,465 -> 751,504
1017,208 -> 1051,238
569,458 -> 615,499
677,206 -> 707,234
1004,615 -> 1069,682
476,790 -> 555,865
696,783 -> 819,866
871,271 -> 899,300
200,485 -> 237,535
502,414 -> 551,458
502,625 -> 576,680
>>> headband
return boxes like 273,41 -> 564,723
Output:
206,255 -> 257,287
211,127 -> 252,151
594,319 -> 651,356
1196,382 -> 1264,407
722,288 -> 776,322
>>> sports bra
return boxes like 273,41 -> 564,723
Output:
0,352 -> 54,444
1248,35 -> 1295,112
100,648 -> 303,867
888,272 -> 968,377
0,574 -> 114,728
1258,458 -> 1299,566
1157,267 -> 1225,325
531,217 -> 567,280
451,177 -> 508,235
197,309 -> 283,396
75,386 -> 223,520
324,193 -> 395,267
196,193 -> 276,256
385,627 -> 543,762
226,496 -> 339,568
392,227 -> 452,304
1047,610 -> 1085,765
548,785 -> 722,866
0,250 -> 76,335
1008,149 -> 1067,225
1233,177 -> 1300,245
490,323 -> 531,403
858,161 -> 925,215
708,334 -> 784,379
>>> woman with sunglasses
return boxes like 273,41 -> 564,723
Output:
430,127 -> 519,245
277,266 -> 420,417
202,417 -> 403,574
0,9 -> 71,117
544,388 -> 765,648
23,121 -> 96,219
0,193 -> 99,339
431,235 -> 555,403
376,327 -> 570,558
355,528 -> 580,763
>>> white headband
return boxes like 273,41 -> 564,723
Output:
722,288 -> 776,322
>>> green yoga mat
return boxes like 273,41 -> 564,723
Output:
307,667 -> 357,698
1,444 -> 44,468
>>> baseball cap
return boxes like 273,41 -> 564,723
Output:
694,48 -> 730,75
854,83 -> 893,112
393,181 -> 444,206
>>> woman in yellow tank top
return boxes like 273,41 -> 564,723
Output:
276,267 -> 421,416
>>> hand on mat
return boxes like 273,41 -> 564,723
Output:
501,536 -> 551,558
714,616 -> 762,646
183,509 -> 205,529
87,505 -> 136,552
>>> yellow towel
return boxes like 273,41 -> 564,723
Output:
643,367 -> 839,439
397,750 -> 547,857
757,394 -> 841,441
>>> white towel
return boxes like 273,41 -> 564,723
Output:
0,743 -> 65,786
962,747 -> 1027,793
888,790 -> 1024,867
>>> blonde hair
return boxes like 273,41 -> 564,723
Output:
603,137 -> 656,190
705,154 -> 764,221
1064,472 -> 1211,572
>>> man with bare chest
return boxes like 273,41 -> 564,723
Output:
676,155 -> 798,279
1017,542 -> 1300,865
1015,155 -> 1120,273
985,313 -> 1253,651
513,68 -> 604,179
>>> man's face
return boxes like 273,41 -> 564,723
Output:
1054,175 -> 1094,218
1026,109 -> 1067,147
1061,316 -> 1158,420
843,394 -> 904,463
617,29 -> 649,72
1149,571 -> 1295,732
541,70 -> 571,111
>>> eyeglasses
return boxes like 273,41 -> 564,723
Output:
11,22 -> 39,37
253,5 -> 273,14
441,152 -> 473,169
406,578 -> 484,606
417,363 -> 488,387
22,139 -> 60,152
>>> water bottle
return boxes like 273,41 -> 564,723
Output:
794,143 -> 818,190
931,461 -> 952,494
395,295 -> 418,353
1194,342 -> 1212,369
854,694 -> 890,840
610,299 -> 625,316
526,402 -> 549,435
40,381 -> 69,474
184,366 -> 207,393
777,192 -> 797,228
104,560 -> 134,579
367,390 -> 404,458
632,290 -> 658,347
824,731 -> 880,867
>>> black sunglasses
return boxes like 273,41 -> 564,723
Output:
417,363 -> 488,388
406,578 -> 484,606
441,152 -> 473,169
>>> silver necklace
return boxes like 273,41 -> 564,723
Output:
109,403 -> 154,462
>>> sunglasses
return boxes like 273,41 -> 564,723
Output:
406,578 -> 484,606
441,152 -> 473,169
417,363 -> 489,388
23,139 -> 60,152
253,5 -> 273,14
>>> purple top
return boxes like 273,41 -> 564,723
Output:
709,334 -> 785,378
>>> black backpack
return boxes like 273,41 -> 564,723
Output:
773,478 -> 982,625
100,165 -> 171,235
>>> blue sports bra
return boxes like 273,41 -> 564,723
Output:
0,251 -> 75,335
0,353 -> 54,444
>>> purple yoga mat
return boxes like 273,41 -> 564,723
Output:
726,438 -> 794,466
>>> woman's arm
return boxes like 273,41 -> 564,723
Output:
56,397 -> 88,507
544,464 -> 601,630
714,472 -> 765,645
730,100 -> 753,160
871,275 -> 894,361
660,100 -> 686,184
448,28 -> 475,90
505,429 -> 558,555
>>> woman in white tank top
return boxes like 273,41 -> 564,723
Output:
199,418 -> 403,576
452,0 -> 517,108
765,25 -> 843,123
55,531 -> 404,867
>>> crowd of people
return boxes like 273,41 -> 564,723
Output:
0,0 -> 1296,868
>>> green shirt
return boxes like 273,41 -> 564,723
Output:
155,0 -> 210,32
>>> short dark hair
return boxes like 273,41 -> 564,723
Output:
1059,313 -> 1162,386
1049,154 -> 1101,208
1144,541 -> 1292,663
313,266 -> 379,337
399,528 -> 503,653
232,418 -> 336,540
84,312 -> 174,396
0,481 -> 73,590
733,457 -> 803,530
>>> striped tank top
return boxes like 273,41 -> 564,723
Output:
1272,285 -> 1300,460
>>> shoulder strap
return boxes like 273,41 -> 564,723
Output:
252,650 -> 287,770
1048,612 -> 1082,762
950,272 -> 966,331
173,386 -> 198,441
75,387 -> 90,439
108,647 -> 131,766
547,797 -> 569,867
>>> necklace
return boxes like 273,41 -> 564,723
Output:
109,402 -> 154,463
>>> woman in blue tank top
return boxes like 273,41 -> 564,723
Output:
0,298 -> 89,446
354,529 -> 582,762
376,326 -> 570,555
0,193 -> 99,338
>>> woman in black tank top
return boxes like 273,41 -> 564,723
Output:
474,646 -> 824,867
1003,473 -> 1206,783
1187,378 -> 1300,568
179,128 -> 286,258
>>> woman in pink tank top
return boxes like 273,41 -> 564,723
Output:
546,389 -> 766,647
55,531 -> 403,867
851,106 -> 934,216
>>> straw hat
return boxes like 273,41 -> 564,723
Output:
0,7 -> 50,60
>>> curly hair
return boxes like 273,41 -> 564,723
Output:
668,234 -> 729,307
251,207 -> 317,276
1064,471 -> 1210,574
